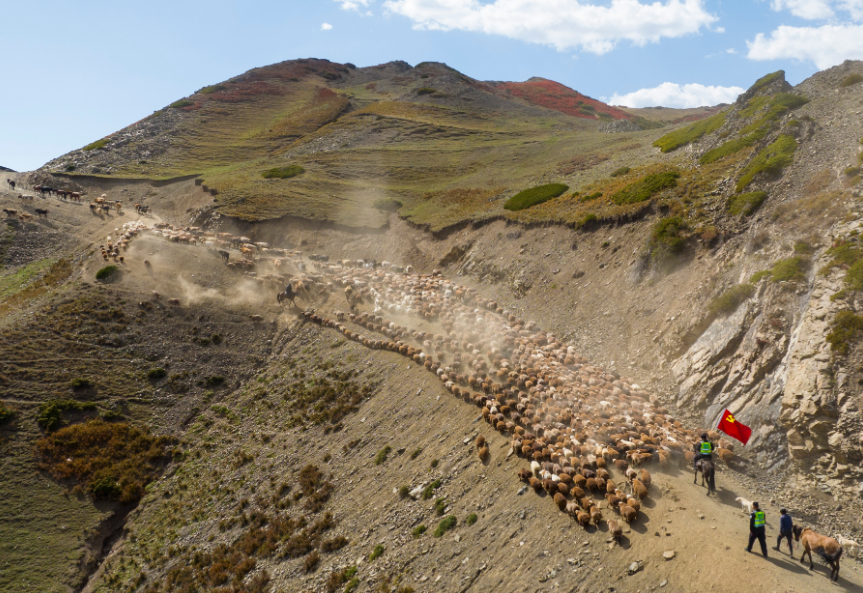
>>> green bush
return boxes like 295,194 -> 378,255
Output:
648,216 -> 687,262
504,183 -> 569,211
430,459 -> 439,468
434,498 -> 447,516
0,402 -> 13,425
465,513 -> 478,526
421,479 -> 441,500
83,138 -> 110,151
69,377 -> 94,389
750,270 -> 771,284
578,213 -> 598,227
653,112 -> 725,153
197,84 -> 227,94
612,172 -> 680,205
433,516 -> 457,538
345,577 -> 360,592
416,87 -> 437,95
373,198 -> 403,212
793,241 -> 813,254
262,165 -> 305,179
411,525 -> 427,538
95,265 -> 118,281
580,192 -> 602,202
748,71 -> 784,95
736,135 -> 797,192
369,544 -> 385,561
827,311 -> 863,354
708,284 -> 755,315
770,257 -> 808,282
610,166 -> 631,177
700,132 -> 764,165
410,448 -> 422,460
398,485 -> 410,498
845,166 -> 860,177
841,74 -> 863,88
375,445 -> 392,465
65,165 -> 76,172
169,99 -> 195,109
36,399 -> 97,432
204,375 -> 225,387
147,368 -> 167,380
845,260 -> 863,291
727,191 -> 767,216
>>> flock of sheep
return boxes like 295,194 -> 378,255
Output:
289,264 -> 740,538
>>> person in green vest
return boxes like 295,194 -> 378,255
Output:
745,501 -> 768,557
692,432 -> 715,468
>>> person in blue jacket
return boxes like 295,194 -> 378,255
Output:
775,508 -> 793,554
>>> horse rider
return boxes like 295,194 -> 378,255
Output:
745,501 -> 768,557
693,432 -> 715,468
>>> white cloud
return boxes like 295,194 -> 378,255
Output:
770,0 -> 834,19
382,0 -> 717,55
321,22 -> 334,30
747,23 -> 863,68
337,0 -> 373,10
715,26 -> 725,33
726,48 -> 737,54
607,82 -> 744,108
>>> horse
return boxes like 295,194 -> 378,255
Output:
277,285 -> 297,306
218,250 -> 230,263
6,179 -> 15,190
793,526 -> 843,581
694,458 -> 716,495
35,208 -> 48,218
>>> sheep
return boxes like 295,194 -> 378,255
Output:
517,468 -> 533,481
151,291 -> 161,300
478,446 -> 489,462
619,504 -> 637,524
476,435 -> 486,449
553,492 -> 567,511
638,469 -> 651,488
631,479 -> 648,500
590,506 -> 603,527
608,519 -> 623,543
576,511 -> 591,528
168,298 -> 180,305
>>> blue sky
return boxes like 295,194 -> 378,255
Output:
3,0 -> 862,171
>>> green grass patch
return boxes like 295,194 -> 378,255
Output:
727,191 -> 767,216
373,198 -> 403,212
748,71 -> 785,95
412,524 -> 427,538
345,577 -> 360,592
434,498 -> 447,516
410,447 -> 422,460
375,445 -> 392,465
82,138 -> 110,151
37,399 -> 97,432
504,183 -> 569,211
845,166 -> 860,177
653,112 -> 725,152
580,191 -> 603,202
612,171 -> 679,205
69,377 -> 94,390
700,131 -> 764,164
147,367 -> 166,380
770,257 -> 808,282
465,513 -> 478,526
845,260 -> 863,291
0,402 -> 13,425
169,99 -> 195,109
736,135 -> 797,192
648,216 -> 687,262
827,311 -> 863,354
610,166 -> 631,177
95,265 -> 118,281
841,74 -> 863,88
750,270 -> 771,283
793,241 -> 813,255
421,479 -> 441,500
369,544 -> 385,561
261,164 -> 305,179
416,87 -> 437,95
433,516 -> 457,538
708,284 -> 755,315
198,84 -> 227,94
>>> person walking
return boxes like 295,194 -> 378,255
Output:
745,501 -> 768,557
775,508 -> 793,554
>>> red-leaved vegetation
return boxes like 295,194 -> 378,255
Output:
500,79 -> 632,120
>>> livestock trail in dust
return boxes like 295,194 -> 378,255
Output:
296,264 -> 725,532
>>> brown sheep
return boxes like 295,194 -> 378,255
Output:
476,435 -> 486,449
606,479 -> 616,494
572,474 -> 587,488
605,493 -> 620,510
557,482 -> 569,496
590,506 -> 603,527
553,492 -> 567,511
576,511 -> 591,528
619,504 -> 636,524
570,486 -> 585,500
529,477 -> 543,493
478,446 -> 489,462
608,519 -> 623,543
631,479 -> 648,501
626,497 -> 641,513
715,448 -> 734,465
517,468 -> 533,481
614,459 -> 628,472
638,469 -> 652,488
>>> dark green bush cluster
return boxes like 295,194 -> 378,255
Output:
770,257 -> 808,282
465,513 -> 478,526
580,191 -> 603,202
411,525 -> 427,538
416,87 -> 437,95
612,172 -> 679,205
169,99 -> 195,109
326,566 -> 357,593
198,84 -> 227,94
653,112 -> 725,153
69,377 -> 94,389
434,498 -> 447,516
433,516 -> 457,537
37,399 -> 97,431
610,166 -> 631,177
727,191 -> 767,216
708,284 -> 755,315
369,544 -> 385,561
147,367 -> 167,380
284,377 -> 372,430
375,445 -> 392,465
827,311 -> 863,354
841,74 -> 863,88
504,183 -> 569,211
421,479 -> 441,500
0,402 -> 13,425
646,216 -> 688,265
95,265 -> 118,280
736,135 -> 797,191
262,164 -> 305,179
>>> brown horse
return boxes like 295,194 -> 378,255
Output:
793,526 -> 843,581
694,458 -> 716,495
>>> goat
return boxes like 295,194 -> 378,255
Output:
735,497 -> 754,515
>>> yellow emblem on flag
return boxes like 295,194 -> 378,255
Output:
726,414 -> 735,423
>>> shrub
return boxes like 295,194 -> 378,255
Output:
369,544 -> 385,561
700,131 -> 765,165
793,241 -> 813,254
430,459 -> 439,468
95,265 -> 118,281
169,99 -> 195,109
648,216 -> 687,260
465,513 -> 478,526
305,550 -> 320,572
845,166 -> 861,177
198,84 -> 227,94
827,311 -> 863,354
580,191 -> 602,202
578,213 -> 598,227
320,536 -> 349,552
433,516 -> 457,537
610,166 -> 631,177
345,578 -> 360,593
375,445 -> 392,465
612,171 -> 680,205
841,74 -> 863,88
204,375 -> 225,387
736,134 -> 797,192
727,191 -> 767,216
82,138 -> 110,151
147,368 -> 167,380
653,112 -> 725,152
35,419 -> 172,502
69,377 -> 94,389
411,525 -> 427,538
416,87 -> 437,95
504,183 -> 569,211
750,270 -> 771,284
410,448 -> 422,460
65,164 -> 76,172
845,260 -> 863,290
0,402 -> 13,425
262,165 -> 305,179
398,485 -> 410,498
373,198 -> 403,212
770,257 -> 808,282
434,498 -> 447,516
421,479 -> 441,500
708,284 -> 755,315
36,399 -> 97,431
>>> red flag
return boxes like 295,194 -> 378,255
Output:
716,409 -> 752,445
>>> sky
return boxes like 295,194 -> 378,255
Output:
3,0 -> 863,171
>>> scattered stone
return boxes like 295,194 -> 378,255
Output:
660,580 -> 668,588
627,561 -> 643,575
663,550 -> 675,560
